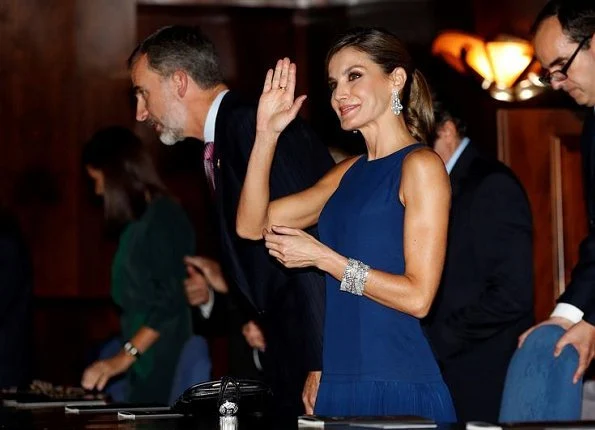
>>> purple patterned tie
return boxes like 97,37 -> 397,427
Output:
203,141 -> 215,193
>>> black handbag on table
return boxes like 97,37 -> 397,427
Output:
171,376 -> 271,417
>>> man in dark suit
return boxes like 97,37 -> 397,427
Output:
183,255 -> 265,381
522,0 -> 595,383
128,25 -> 334,416
0,205 -> 33,388
424,105 -> 534,422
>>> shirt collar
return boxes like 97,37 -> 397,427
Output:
204,89 -> 230,144
445,137 -> 470,175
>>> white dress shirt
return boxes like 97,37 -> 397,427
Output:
445,137 -> 470,174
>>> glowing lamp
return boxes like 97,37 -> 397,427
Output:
432,31 -> 543,101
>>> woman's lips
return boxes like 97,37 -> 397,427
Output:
340,104 -> 359,117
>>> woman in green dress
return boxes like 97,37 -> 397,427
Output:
80,126 -> 194,404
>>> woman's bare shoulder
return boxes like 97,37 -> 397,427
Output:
403,146 -> 445,175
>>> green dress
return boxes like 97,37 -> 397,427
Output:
111,196 -> 194,403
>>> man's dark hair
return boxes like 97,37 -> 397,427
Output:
128,25 -> 223,89
82,126 -> 167,227
531,0 -> 595,46
433,100 -> 467,140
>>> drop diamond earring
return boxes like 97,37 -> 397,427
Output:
391,88 -> 403,116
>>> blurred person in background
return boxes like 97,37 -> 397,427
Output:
0,203 -> 33,389
80,126 -> 202,404
425,102 -> 534,422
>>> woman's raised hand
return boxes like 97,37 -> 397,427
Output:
256,57 -> 307,135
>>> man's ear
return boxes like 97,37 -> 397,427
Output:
171,70 -> 189,98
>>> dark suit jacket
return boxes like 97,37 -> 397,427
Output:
558,111 -> 595,323
0,207 -> 33,388
424,144 -> 534,422
210,91 -> 334,413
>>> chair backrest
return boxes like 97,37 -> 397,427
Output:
499,324 -> 582,422
169,335 -> 212,405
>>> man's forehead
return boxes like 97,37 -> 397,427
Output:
534,17 -> 571,66
130,55 -> 150,82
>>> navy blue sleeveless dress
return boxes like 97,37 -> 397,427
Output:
315,143 -> 456,421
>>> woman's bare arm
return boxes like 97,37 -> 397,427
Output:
236,57 -> 357,239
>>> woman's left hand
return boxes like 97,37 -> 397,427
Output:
81,354 -> 131,391
264,226 -> 327,269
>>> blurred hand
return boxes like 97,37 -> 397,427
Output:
256,57 -> 307,135
302,371 -> 321,415
242,321 -> 266,352
555,320 -> 595,383
184,265 -> 211,306
81,355 -> 130,391
264,226 -> 327,269
184,256 -> 228,294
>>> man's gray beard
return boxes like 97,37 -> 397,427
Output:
159,128 -> 184,146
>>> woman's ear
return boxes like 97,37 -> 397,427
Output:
390,67 -> 407,91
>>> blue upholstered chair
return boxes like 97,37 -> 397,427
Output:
97,335 -> 211,404
499,324 -> 582,422
168,335 -> 212,405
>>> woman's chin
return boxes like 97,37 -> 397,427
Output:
340,122 -> 358,132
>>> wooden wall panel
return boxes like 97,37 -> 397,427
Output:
75,0 -> 137,298
471,0 -> 547,39
498,109 -> 585,322
1,0 -> 79,296
1,0 -> 137,384
1,0 -> 136,298
553,136 -> 587,291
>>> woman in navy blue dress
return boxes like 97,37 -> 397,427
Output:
236,28 -> 455,421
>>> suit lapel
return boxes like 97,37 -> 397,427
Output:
213,92 -> 235,198
211,92 -> 262,311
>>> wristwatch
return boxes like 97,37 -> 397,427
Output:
123,341 -> 142,359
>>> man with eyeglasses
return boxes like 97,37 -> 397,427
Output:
519,0 -> 595,384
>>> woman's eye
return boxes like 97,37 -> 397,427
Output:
328,82 -> 337,91
348,72 -> 361,81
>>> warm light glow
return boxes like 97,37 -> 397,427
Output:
515,78 -> 545,100
432,31 -> 540,101
432,32 -> 487,75
490,88 -> 514,102
465,47 -> 493,82
485,40 -> 533,88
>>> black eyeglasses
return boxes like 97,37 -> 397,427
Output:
539,36 -> 590,85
